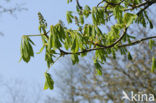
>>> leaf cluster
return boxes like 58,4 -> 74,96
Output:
20,0 -> 156,90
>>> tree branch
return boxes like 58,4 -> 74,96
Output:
97,0 -> 104,7
118,36 -> 156,47
59,35 -> 156,55
125,0 -> 156,11
76,0 -> 82,10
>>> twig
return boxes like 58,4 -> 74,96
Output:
57,35 -> 156,55
118,36 -> 156,47
97,0 -> 104,7
76,0 -> 82,10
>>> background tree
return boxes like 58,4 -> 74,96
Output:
44,10 -> 156,103
0,0 -> 26,36
19,0 -> 156,90
45,30 -> 156,103
0,78 -> 45,103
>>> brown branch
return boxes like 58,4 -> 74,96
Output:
97,0 -> 104,7
96,0 -> 156,22
136,0 -> 155,15
100,0 -> 156,16
118,36 -> 156,47
125,0 -> 156,11
59,35 -> 156,55
105,0 -> 125,6
76,0 -> 82,10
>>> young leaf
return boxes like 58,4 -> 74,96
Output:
71,54 -> 79,64
66,11 -> 74,24
149,39 -> 155,50
94,61 -> 102,76
44,72 -> 54,90
151,56 -> 156,73
36,45 -> 45,54
128,52 -> 133,60
83,5 -> 91,18
79,15 -> 84,25
44,81 -> 49,90
123,13 -> 137,27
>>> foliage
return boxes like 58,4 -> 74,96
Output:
19,0 -> 156,90
46,33 -> 156,103
44,72 -> 54,90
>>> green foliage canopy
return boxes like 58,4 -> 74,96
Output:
20,0 -> 156,90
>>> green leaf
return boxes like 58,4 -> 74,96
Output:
28,37 -> 35,45
64,31 -> 71,50
144,11 -> 153,29
149,39 -> 155,50
71,38 -> 76,52
20,36 -> 35,63
79,15 -> 84,25
71,54 -> 79,64
44,81 -> 49,90
83,5 -> 91,18
44,72 -> 54,90
151,57 -> 156,73
67,0 -> 69,4
66,11 -> 74,24
48,25 -> 54,50
67,0 -> 72,4
113,5 -> 123,23
45,49 -> 54,68
92,7 -> 97,25
52,27 -> 61,49
123,13 -> 137,27
36,45 -> 45,54
87,25 -> 92,36
128,52 -> 132,60
95,26 -> 102,36
94,61 -> 102,76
